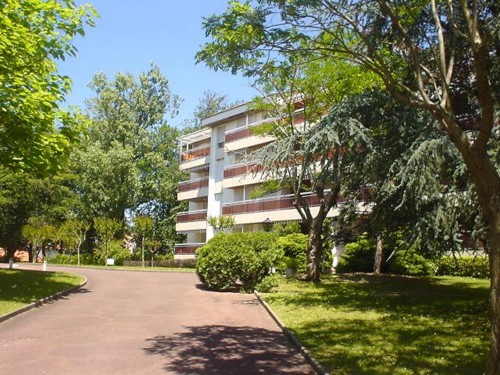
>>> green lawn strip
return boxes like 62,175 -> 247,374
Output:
261,274 -> 489,375
48,264 -> 196,273
0,269 -> 85,316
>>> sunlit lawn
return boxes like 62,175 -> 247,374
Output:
0,269 -> 85,316
261,274 -> 490,374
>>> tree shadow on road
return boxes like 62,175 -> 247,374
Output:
143,325 -> 314,375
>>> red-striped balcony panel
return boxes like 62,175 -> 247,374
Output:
222,194 -> 322,215
178,177 -> 209,192
180,146 -> 211,162
225,127 -> 252,143
223,163 -> 265,178
174,244 -> 203,255
176,210 -> 207,223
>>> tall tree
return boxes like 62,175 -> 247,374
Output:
197,2 -> 499,370
74,64 -> 183,225
243,57 -> 377,281
0,0 -> 96,174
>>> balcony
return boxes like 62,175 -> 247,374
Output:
223,163 -> 267,189
222,193 -> 320,215
221,193 -> 344,225
176,209 -> 207,232
177,177 -> 209,201
179,145 -> 211,171
224,122 -> 274,152
174,243 -> 204,257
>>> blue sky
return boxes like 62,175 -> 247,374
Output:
58,0 -> 257,127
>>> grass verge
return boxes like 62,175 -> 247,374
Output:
0,269 -> 85,316
260,274 -> 489,375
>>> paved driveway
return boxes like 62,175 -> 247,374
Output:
0,265 -> 315,375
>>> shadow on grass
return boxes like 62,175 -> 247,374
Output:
263,274 -> 489,374
0,269 -> 86,308
143,325 -> 314,375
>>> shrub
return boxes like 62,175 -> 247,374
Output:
255,274 -> 280,293
336,234 -> 377,273
196,232 -> 282,292
388,248 -> 437,276
93,240 -> 130,266
435,256 -> 489,279
278,233 -> 308,274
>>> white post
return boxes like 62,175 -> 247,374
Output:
42,261 -> 47,271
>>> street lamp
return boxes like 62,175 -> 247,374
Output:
262,218 -> 274,232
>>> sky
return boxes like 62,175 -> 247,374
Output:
58,0 -> 257,127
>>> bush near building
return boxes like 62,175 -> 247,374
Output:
195,232 -> 283,292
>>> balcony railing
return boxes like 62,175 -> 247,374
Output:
223,163 -> 265,179
180,145 -> 210,162
174,243 -> 204,255
176,209 -> 207,223
222,193 -> 322,215
178,177 -> 209,192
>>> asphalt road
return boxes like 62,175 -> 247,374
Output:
0,265 -> 316,375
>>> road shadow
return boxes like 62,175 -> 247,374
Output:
143,325 -> 314,374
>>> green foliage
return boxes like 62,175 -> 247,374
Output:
255,273 -> 280,293
272,221 -> 302,236
436,256 -> 489,279
336,234 -> 378,274
388,248 -> 437,276
248,180 -> 281,199
206,215 -> 236,232
93,240 -> 130,266
196,232 -> 282,292
94,217 -> 121,265
0,0 -> 96,173
277,233 -> 308,274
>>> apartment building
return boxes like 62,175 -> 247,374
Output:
174,102 -> 338,258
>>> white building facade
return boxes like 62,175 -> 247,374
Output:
174,103 -> 340,258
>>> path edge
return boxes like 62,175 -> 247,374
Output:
255,291 -> 330,375
0,274 -> 88,324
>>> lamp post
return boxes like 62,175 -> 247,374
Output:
262,218 -> 274,232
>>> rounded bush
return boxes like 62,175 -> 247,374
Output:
196,232 -> 282,292
388,249 -> 436,276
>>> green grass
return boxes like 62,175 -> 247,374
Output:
0,269 -> 85,316
261,274 -> 490,374
49,264 -> 196,272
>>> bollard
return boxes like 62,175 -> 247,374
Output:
9,258 -> 13,269
42,261 -> 47,271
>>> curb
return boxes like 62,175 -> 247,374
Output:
255,291 -> 330,375
0,274 -> 88,324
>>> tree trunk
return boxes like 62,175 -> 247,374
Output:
486,210 -> 500,374
373,235 -> 383,274
141,236 -> 145,268
306,218 -> 324,283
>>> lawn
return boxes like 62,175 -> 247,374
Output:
0,269 -> 85,316
260,274 -> 490,375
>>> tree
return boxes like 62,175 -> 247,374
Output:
133,215 -> 153,267
0,0 -> 96,174
197,2 -> 499,370
73,64 -> 183,225
207,215 -> 236,233
182,90 -> 244,131
94,217 -> 121,266
21,217 -> 57,263
60,219 -> 90,266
